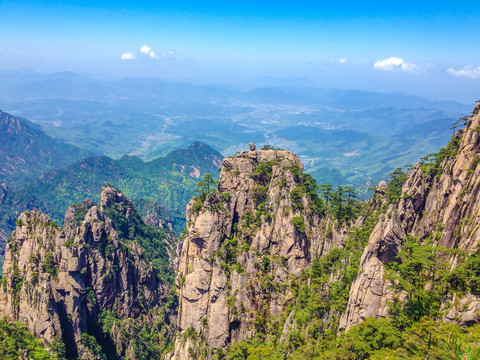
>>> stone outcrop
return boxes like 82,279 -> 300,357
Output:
340,103 -> 480,330
173,150 -> 348,358
0,186 -> 169,359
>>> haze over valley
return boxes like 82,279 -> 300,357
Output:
0,70 -> 473,192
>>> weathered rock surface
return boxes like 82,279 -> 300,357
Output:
340,103 -> 480,330
0,186 -> 168,359
173,149 -> 348,358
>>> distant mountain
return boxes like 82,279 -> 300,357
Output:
0,72 -> 472,194
240,86 -> 471,112
0,142 -> 223,242
0,71 -> 470,112
0,110 -> 92,188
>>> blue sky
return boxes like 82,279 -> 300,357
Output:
1,0 -> 479,102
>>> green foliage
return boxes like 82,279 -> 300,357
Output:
226,339 -> 283,360
101,187 -> 173,283
182,326 -> 198,344
450,116 -> 469,132
250,160 -> 278,185
226,296 -> 236,307
386,237 -> 450,326
11,263 -> 23,306
192,197 -> 204,214
87,290 -> 97,304
284,164 -> 326,216
225,316 -> 480,360
441,332 -> 480,360
43,252 -> 57,276
448,246 -> 480,296
335,318 -> 402,359
48,337 -> 67,360
470,155 -> 480,172
320,184 -> 333,204
289,187 -> 304,211
260,144 -> 275,150
253,185 -> 268,205
387,168 -> 408,204
0,317 -> 51,359
291,216 -> 305,233
127,322 -> 163,359
318,183 -> 363,224
98,309 -> 117,334
221,191 -> 231,201
420,132 -> 461,177
195,173 -> 218,203
81,333 -> 106,360
328,185 -> 362,224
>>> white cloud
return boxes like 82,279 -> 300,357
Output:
140,44 -> 160,59
121,52 -> 136,60
374,57 -> 419,73
339,58 -> 347,64
447,65 -> 480,79
123,45 -> 173,61
140,45 -> 152,55
161,50 -> 176,58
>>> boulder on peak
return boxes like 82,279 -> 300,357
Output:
375,180 -> 388,191
472,101 -> 480,116
100,184 -> 132,211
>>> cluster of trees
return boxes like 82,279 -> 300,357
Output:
319,184 -> 362,224
100,186 -> 174,283
0,318 -> 53,359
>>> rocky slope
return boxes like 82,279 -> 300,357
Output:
340,103 -> 480,330
0,185 -> 173,359
173,149 -> 350,358
171,103 -> 480,359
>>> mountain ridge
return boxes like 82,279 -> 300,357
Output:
0,141 -> 223,242
0,110 -> 93,188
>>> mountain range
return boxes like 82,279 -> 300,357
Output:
0,71 -> 473,191
0,109 -> 92,188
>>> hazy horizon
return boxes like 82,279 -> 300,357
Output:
1,1 -> 480,103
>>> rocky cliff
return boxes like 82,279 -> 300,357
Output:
171,104 -> 480,358
340,103 -> 480,330
0,185 -> 173,359
173,149 -> 350,358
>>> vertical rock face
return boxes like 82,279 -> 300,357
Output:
173,150 -> 348,358
340,103 -> 480,330
0,186 -> 168,359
